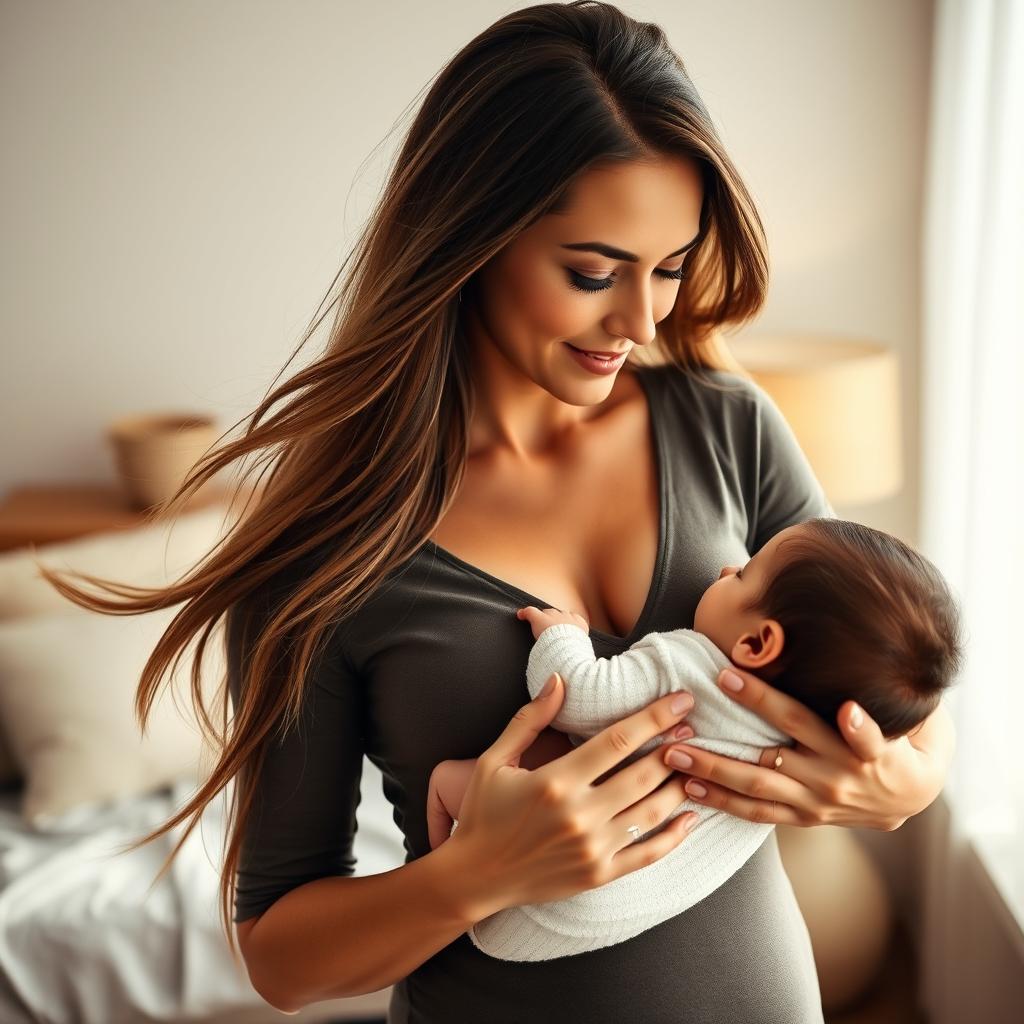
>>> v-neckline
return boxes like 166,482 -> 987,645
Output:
422,365 -> 668,647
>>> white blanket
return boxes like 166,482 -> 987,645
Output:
0,758 -> 406,1023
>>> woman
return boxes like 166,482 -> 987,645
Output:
46,3 -> 955,1022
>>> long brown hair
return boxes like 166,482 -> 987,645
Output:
38,1 -> 770,961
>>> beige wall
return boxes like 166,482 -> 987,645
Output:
0,0 -> 931,546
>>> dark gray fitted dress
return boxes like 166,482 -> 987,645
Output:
227,364 -> 828,1023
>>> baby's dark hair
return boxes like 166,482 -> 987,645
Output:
744,518 -> 964,738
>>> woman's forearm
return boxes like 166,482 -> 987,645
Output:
241,839 -> 493,1011
251,731 -> 576,1008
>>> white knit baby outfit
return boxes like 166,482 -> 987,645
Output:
466,623 -> 793,962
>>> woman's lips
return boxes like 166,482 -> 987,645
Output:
569,345 -> 628,358
573,346 -> 626,358
565,343 -> 628,375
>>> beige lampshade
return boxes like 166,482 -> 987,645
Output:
729,334 -> 903,507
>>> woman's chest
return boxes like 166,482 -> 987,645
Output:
428,410 -> 660,638
353,486 -> 748,857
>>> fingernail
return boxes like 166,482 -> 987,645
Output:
667,749 -> 693,769
686,782 -> 708,799
672,724 -> 694,740
719,670 -> 743,692
538,674 -> 556,699
850,703 -> 863,729
670,692 -> 691,714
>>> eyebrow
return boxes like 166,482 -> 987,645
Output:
560,231 -> 703,263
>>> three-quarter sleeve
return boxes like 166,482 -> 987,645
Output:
746,383 -> 837,556
225,581 -> 365,924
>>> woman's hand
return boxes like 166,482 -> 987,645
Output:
442,673 -> 701,921
662,666 -> 956,831
428,731 -> 580,849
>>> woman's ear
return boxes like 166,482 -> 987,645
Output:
730,619 -> 784,669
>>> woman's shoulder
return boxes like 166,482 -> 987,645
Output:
637,360 -> 768,428
636,363 -> 835,543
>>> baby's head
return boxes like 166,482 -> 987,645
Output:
694,518 -> 964,738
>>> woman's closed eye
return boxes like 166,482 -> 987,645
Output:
566,266 -> 687,293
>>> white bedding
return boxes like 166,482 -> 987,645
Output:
0,757 -> 407,1023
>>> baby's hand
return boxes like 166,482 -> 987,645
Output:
516,605 -> 590,641
426,757 -> 478,849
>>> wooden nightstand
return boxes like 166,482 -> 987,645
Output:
0,482 -> 241,553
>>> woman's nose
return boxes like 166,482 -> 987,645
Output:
604,284 -> 658,347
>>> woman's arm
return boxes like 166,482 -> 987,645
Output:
241,681 -> 700,1011
661,665 -> 956,830
238,838 -> 486,1009
241,730 -> 573,1007
678,377 -> 958,827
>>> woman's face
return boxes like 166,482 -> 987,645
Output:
463,154 -> 704,405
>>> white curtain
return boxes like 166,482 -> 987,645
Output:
917,0 -> 1023,1019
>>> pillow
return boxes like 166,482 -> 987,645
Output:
0,605 -> 223,829
0,504 -> 230,785
0,503 -> 232,621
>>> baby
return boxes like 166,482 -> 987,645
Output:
427,516 -> 964,962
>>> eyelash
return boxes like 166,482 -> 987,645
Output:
566,266 -> 688,294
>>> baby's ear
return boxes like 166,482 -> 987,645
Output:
730,620 -> 784,668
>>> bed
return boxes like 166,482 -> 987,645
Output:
0,761 -> 404,1023
0,491 -> 407,1023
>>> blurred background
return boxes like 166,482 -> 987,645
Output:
0,1 -> 1020,1022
